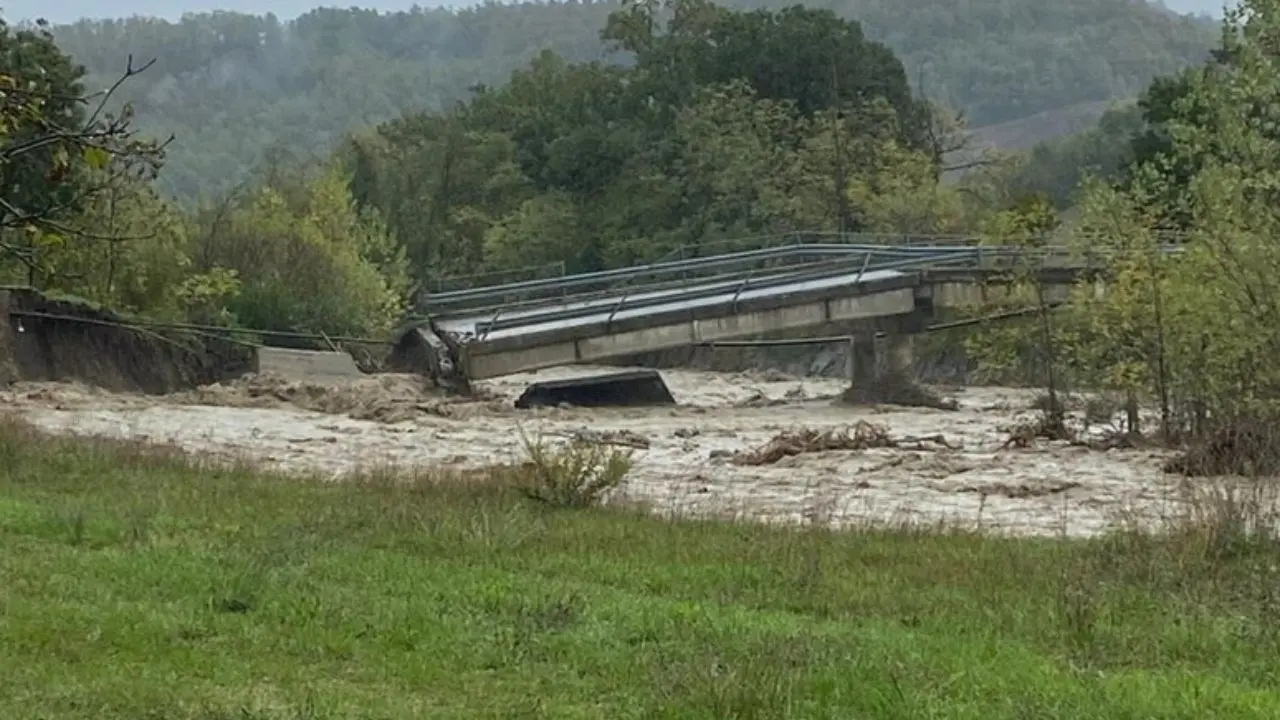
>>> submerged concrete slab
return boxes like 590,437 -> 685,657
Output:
514,369 -> 676,409
255,347 -> 362,382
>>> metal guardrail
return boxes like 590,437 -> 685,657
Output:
421,229 -> 1193,310
466,250 -> 986,336
464,244 -> 1102,337
427,243 -> 870,308
649,232 -> 984,264
486,244 -> 934,314
423,242 -> 1008,316
423,240 -> 1187,335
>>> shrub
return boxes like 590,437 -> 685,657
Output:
513,429 -> 632,508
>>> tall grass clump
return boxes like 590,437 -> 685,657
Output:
512,428 -> 632,508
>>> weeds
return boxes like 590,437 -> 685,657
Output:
1174,478 -> 1280,559
513,428 -> 633,508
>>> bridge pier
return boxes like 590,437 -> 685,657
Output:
848,333 -> 915,390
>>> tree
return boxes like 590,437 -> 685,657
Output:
482,191 -> 585,272
39,172 -> 192,316
1060,0 -> 1280,441
965,194 -> 1075,430
345,117 -> 532,284
192,161 -> 411,337
43,0 -> 1216,200
0,17 -> 168,283
667,81 -> 811,238
603,0 -> 932,151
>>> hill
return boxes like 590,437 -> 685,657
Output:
42,0 -> 1218,198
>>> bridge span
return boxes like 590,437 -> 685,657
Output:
408,239 -> 1124,385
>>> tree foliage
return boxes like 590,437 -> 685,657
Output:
968,0 -> 1280,438
342,5 -> 971,287
192,162 -> 412,336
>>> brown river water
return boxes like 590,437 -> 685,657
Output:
3,366 -> 1189,537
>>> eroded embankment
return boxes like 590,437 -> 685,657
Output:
2,288 -> 253,394
3,364 -> 1190,538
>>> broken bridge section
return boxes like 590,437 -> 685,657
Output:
388,320 -> 470,394
418,240 -> 1115,385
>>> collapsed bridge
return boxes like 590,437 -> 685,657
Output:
404,234 -> 1161,390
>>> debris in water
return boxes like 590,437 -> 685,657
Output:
732,421 -> 957,466
567,427 -> 652,450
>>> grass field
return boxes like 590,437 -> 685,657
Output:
3,419 -> 1280,719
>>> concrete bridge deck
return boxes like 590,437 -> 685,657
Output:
418,241 -> 1129,382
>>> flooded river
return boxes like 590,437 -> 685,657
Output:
3,366 -> 1183,537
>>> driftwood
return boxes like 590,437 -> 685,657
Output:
732,421 -> 959,466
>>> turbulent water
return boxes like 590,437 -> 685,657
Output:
4,366 -> 1186,537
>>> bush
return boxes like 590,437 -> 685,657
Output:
513,430 -> 632,508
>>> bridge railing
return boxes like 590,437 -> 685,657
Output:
422,243 -> 905,316
422,238 -> 1185,325
422,233 -> 1001,313
463,245 -> 1106,337
650,232 -> 984,263
428,242 -> 1092,317
462,250 -> 963,336
422,229 -> 1195,311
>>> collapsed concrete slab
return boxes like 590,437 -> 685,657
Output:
514,369 -> 676,409
255,347 -> 362,383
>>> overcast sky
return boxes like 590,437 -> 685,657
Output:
3,0 -> 1230,26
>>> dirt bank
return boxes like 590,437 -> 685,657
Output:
3,288 -> 253,394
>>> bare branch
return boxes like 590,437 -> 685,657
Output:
82,55 -> 157,129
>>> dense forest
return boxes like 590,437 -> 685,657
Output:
43,0 -> 1217,198
6,0 -> 1280,438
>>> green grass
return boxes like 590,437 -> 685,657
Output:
3,420 -> 1280,719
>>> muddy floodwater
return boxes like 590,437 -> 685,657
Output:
3,366 -> 1187,537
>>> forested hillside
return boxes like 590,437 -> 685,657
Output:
46,0 -> 1217,198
